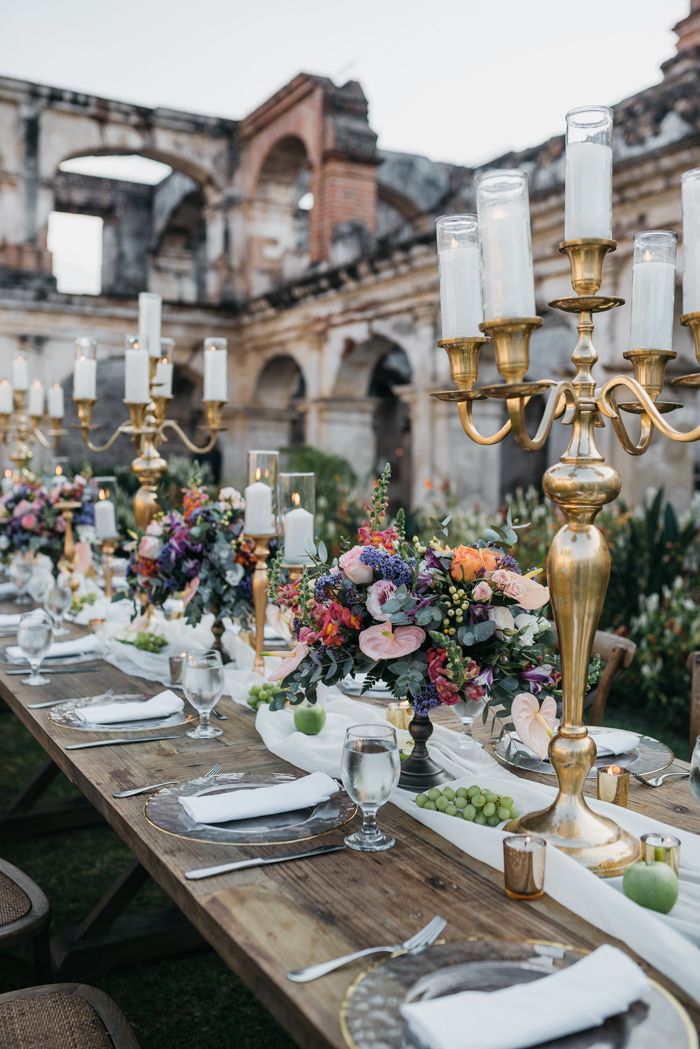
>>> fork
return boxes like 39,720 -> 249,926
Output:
112,761 -> 222,798
630,769 -> 690,788
286,915 -> 447,983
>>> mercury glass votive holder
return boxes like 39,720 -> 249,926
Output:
169,652 -> 187,685
503,834 -> 547,900
640,832 -> 681,876
596,764 -> 630,807
386,700 -> 413,732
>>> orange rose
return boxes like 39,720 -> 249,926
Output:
450,545 -> 501,583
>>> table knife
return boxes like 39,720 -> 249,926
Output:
66,733 -> 185,750
185,843 -> 346,880
5,666 -> 100,675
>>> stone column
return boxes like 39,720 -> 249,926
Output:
310,397 -> 379,484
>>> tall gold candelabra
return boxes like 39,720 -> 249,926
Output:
437,237 -> 700,877
249,535 -> 274,674
1,390 -> 64,470
55,498 -> 82,595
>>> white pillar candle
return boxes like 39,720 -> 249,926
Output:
203,342 -> 228,402
0,381 -> 12,414
47,383 -> 64,419
477,171 -> 535,319
438,244 -> 483,339
74,356 -> 97,400
565,142 -> 612,240
124,348 -> 150,403
682,169 -> 700,315
95,495 -> 117,539
630,262 -> 676,350
244,479 -> 273,535
138,292 -> 162,358
28,380 -> 44,418
13,355 -> 29,391
153,360 -> 173,398
284,505 -> 314,563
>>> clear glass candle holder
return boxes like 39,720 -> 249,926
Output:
435,214 -> 483,340
279,472 -> 315,564
640,832 -> 681,876
596,764 -> 630,807
565,105 -> 613,241
682,169 -> 700,315
503,834 -> 547,900
475,169 -> 535,320
247,450 -> 279,526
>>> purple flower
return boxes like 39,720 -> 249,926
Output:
359,547 -> 413,587
414,683 -> 441,716
520,663 -> 557,694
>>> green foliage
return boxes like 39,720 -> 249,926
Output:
281,446 -> 364,554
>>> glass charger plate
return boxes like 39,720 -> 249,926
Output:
145,771 -> 357,846
493,726 -> 673,779
48,695 -> 193,732
341,940 -> 697,1049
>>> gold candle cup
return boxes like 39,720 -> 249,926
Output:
503,834 -> 547,900
386,700 -> 413,731
640,832 -> 681,876
169,652 -> 187,685
596,765 -> 630,807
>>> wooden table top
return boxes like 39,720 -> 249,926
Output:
2,645 -> 700,1047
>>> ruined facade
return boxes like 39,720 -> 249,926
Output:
1,3 -> 700,509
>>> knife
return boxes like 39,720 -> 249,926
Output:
66,733 -> 185,750
185,843 -> 346,881
5,666 -> 100,676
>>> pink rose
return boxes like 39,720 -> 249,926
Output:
268,643 -> 309,683
339,545 -> 373,585
20,513 -> 37,530
359,623 -> 425,661
366,579 -> 396,622
472,581 -> 493,602
138,534 -> 162,560
490,569 -> 549,611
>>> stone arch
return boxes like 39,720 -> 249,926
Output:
253,353 -> 307,447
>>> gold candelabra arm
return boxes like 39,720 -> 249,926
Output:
101,538 -> 117,600
75,399 -> 129,453
599,374 -> 700,444
161,417 -> 222,455
501,382 -> 571,452
456,399 -> 512,446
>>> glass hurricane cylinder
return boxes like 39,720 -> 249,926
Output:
476,170 -> 535,319
279,472 -> 315,564
138,291 -> 162,358
629,231 -> 676,351
564,105 -> 613,241
245,449 -> 279,534
93,475 -> 118,539
153,337 -> 174,398
682,169 -> 700,315
73,338 -> 97,401
435,214 -> 483,338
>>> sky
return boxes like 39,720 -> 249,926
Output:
0,0 -> 689,167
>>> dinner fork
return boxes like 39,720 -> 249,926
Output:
286,915 -> 447,983
629,769 -> 690,788
112,761 -> 223,799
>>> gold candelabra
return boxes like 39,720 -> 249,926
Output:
249,535 -> 274,674
56,498 -> 82,595
0,390 -> 64,471
436,237 -> 700,877
75,358 -> 226,531
101,538 -> 117,600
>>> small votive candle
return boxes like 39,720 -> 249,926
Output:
386,700 -> 413,732
597,764 -> 630,807
169,652 -> 186,685
503,834 -> 546,900
640,832 -> 681,876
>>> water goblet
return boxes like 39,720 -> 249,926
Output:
44,582 -> 72,637
452,697 -> 486,748
11,558 -> 33,606
341,724 -> 400,852
182,650 -> 225,739
17,610 -> 53,686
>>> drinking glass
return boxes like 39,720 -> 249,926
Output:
17,610 -> 53,686
182,650 -> 224,738
453,697 -> 486,747
341,724 -> 400,852
690,736 -> 700,806
11,558 -> 33,606
44,582 -> 72,637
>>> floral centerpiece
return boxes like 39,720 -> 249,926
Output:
0,472 -> 95,567
270,466 -> 564,789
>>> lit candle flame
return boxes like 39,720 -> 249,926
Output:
292,492 -> 301,507
255,467 -> 261,481
99,488 -> 108,501
55,465 -> 63,477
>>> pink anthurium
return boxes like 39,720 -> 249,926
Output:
268,643 -> 309,683
511,692 -> 559,759
359,623 -> 426,661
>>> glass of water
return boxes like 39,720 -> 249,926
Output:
17,610 -> 53,686
341,724 -> 400,852
182,650 -> 224,739
44,582 -> 72,637
453,697 -> 486,747
11,557 -> 34,606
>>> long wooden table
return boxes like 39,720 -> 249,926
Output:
2,652 -> 700,1048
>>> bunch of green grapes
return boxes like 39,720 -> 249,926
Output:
415,785 -> 518,827
247,682 -> 283,710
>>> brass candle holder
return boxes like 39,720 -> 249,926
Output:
249,534 -> 275,674
435,236 -> 700,877
55,498 -> 82,595
0,388 -> 65,470
101,538 -> 118,600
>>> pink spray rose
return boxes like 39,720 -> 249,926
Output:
138,534 -> 162,560
366,579 -> 397,622
339,545 -> 373,585
20,513 -> 37,530
472,581 -> 493,602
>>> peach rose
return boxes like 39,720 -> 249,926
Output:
339,545 -> 373,585
359,623 -> 425,661
490,569 -> 549,611
450,545 -> 501,583
138,534 -> 162,560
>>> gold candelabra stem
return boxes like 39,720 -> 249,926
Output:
56,500 -> 82,595
101,538 -> 117,600
249,534 -> 274,675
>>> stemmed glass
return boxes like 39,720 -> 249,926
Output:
453,697 -> 486,748
11,558 -> 33,606
341,724 -> 400,852
44,582 -> 72,637
182,650 -> 225,739
17,610 -> 53,686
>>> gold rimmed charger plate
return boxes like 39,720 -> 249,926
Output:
145,771 -> 357,847
340,940 -> 697,1049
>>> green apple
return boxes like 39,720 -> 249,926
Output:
623,860 -> 679,914
293,703 -> 327,736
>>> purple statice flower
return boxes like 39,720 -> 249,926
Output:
315,571 -> 341,601
498,552 -> 520,573
359,547 -> 413,587
414,683 -> 442,716
520,663 -> 557,694
236,575 -> 253,603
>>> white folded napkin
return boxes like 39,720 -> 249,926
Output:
401,944 -> 648,1049
590,727 -> 639,757
0,581 -> 16,598
7,633 -> 102,662
0,613 -> 20,629
178,771 -> 338,825
74,689 -> 183,725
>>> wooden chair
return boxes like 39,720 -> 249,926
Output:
587,630 -> 637,726
0,858 -> 50,983
687,652 -> 700,759
0,984 -> 141,1048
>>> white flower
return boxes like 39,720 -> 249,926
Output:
219,486 -> 245,509
514,612 -> 549,647
489,605 -> 515,638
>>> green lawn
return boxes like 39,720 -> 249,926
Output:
0,711 -> 296,1049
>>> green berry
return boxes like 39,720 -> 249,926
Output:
472,794 -> 486,809
456,787 -> 468,799
467,786 -> 481,798
463,804 -> 476,821
498,806 -> 511,821
487,815 -> 500,827
474,813 -> 487,825
424,801 -> 437,811
454,796 -> 467,810
500,796 -> 514,809
483,802 -> 496,818
416,794 -> 428,808
442,786 -> 455,800
445,804 -> 457,816
436,796 -> 448,811
484,791 -> 498,803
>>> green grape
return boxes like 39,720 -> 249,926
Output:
423,801 -> 437,811
472,794 -> 486,809
463,804 -> 476,821
482,802 -> 496,818
500,796 -> 514,809
427,788 -> 441,801
484,791 -> 498,803
436,796 -> 449,811
455,787 -> 469,799
445,804 -> 457,816
454,796 -> 467,810
474,813 -> 487,825
467,786 -> 481,799
442,787 -> 455,800
509,806 -> 519,818
498,806 -> 511,821
416,794 -> 428,808
487,815 -> 500,827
